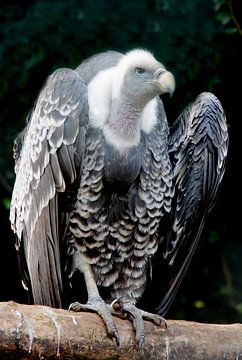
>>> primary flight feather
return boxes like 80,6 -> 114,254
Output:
10,49 -> 228,347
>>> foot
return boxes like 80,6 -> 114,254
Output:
111,299 -> 167,349
69,297 -> 120,346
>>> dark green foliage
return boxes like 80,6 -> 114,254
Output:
0,0 -> 241,323
0,0 -> 225,182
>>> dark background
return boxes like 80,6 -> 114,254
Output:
0,0 -> 241,323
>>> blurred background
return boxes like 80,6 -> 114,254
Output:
0,0 -> 241,323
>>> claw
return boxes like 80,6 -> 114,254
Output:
140,309 -> 167,328
68,301 -> 82,312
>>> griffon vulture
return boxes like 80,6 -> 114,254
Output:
10,49 -> 228,347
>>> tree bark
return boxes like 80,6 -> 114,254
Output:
0,301 -> 241,359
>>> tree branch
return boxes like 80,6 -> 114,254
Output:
228,0 -> 242,35
0,301 -> 242,359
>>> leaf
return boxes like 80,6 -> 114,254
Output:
193,300 -> 206,309
213,0 -> 227,12
236,303 -> 242,314
2,198 -> 11,210
208,230 -> 220,244
216,11 -> 231,25
225,27 -> 238,34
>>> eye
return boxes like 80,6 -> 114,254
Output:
135,67 -> 146,76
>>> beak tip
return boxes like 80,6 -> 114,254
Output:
158,71 -> 176,96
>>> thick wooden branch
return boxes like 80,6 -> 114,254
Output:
0,301 -> 241,359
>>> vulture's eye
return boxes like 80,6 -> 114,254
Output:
135,67 -> 146,76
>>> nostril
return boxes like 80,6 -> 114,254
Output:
156,68 -> 166,78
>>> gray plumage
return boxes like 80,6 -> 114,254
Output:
10,49 -> 228,345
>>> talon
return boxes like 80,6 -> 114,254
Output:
153,316 -> 166,326
112,330 -> 120,347
162,317 -> 168,329
141,309 -> 167,327
137,334 -> 145,350
68,301 -> 82,312
110,298 -> 123,312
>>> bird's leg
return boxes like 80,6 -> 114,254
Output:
111,298 -> 167,349
68,259 -> 120,345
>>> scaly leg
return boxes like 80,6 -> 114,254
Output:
69,255 -> 120,345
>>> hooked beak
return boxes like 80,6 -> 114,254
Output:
155,68 -> 176,96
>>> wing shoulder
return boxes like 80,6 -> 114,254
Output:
170,92 -> 228,207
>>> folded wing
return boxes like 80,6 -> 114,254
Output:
10,68 -> 88,307
141,92 -> 228,315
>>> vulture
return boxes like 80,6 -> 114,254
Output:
10,49 -> 228,347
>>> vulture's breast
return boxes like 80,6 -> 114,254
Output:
104,141 -> 142,188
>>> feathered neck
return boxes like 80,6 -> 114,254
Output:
104,95 -> 145,148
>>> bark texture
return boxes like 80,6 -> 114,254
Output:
0,301 -> 241,359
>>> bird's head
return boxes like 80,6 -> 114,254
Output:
112,49 -> 175,106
